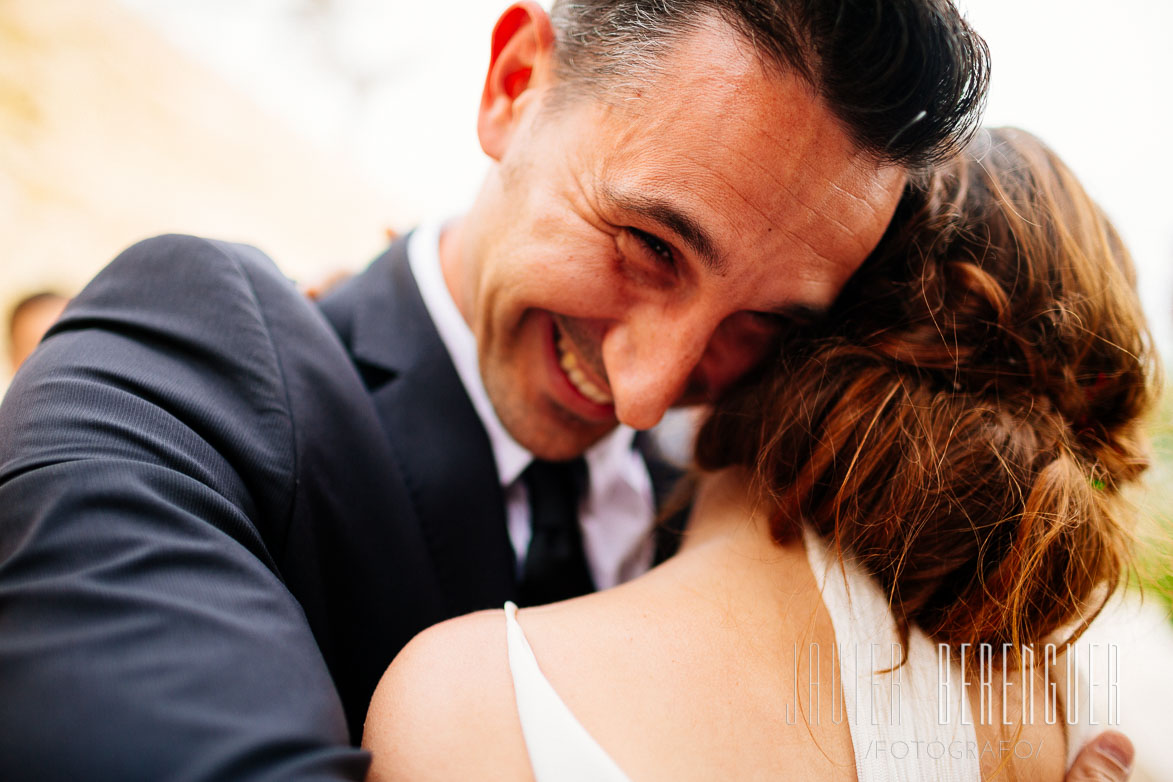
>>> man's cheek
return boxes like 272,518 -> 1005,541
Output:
706,327 -> 779,391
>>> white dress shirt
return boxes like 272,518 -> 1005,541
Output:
407,221 -> 656,589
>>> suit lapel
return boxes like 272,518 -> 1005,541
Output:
319,237 -> 516,616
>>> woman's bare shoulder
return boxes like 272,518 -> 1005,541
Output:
362,610 -> 533,782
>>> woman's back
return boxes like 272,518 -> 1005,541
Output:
365,470 -> 1065,781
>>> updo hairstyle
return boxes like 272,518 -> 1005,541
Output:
696,127 -> 1156,652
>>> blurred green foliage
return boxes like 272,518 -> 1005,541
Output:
1131,385 -> 1173,624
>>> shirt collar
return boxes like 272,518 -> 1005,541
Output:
408,220 -> 531,487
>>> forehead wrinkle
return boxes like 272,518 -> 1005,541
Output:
776,156 -> 891,258
676,150 -> 845,277
721,118 -> 880,258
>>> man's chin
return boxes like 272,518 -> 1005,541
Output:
524,431 -> 612,461
507,413 -> 617,461
485,368 -> 617,458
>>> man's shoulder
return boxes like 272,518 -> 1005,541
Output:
85,233 -> 302,319
91,234 -> 270,284
67,233 -> 354,390
3,233 -> 367,514
108,233 -> 282,274
0,236 -> 374,779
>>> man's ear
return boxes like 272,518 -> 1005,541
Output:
477,2 -> 557,161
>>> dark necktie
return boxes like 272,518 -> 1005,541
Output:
515,458 -> 595,606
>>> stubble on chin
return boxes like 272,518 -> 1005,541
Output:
487,373 -> 613,460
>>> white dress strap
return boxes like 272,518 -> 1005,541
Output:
504,602 -> 634,782
802,527 -> 981,782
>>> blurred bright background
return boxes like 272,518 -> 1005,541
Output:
2,0 -> 1171,773
4,0 -> 1172,347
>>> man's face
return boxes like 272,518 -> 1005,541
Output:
454,18 -> 905,460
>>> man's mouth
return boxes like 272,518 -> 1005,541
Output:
554,330 -> 613,406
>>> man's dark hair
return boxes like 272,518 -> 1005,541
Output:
548,0 -> 990,170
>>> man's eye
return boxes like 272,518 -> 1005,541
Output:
627,228 -> 675,267
746,311 -> 788,331
731,311 -> 802,339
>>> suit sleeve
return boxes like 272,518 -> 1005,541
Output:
0,236 -> 369,781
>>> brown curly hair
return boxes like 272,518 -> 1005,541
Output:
696,127 -> 1157,654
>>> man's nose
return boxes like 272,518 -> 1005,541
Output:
601,311 -> 716,431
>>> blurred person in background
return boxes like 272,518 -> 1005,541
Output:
0,1 -> 1134,780
6,291 -> 68,374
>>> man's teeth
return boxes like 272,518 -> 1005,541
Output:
557,335 -> 613,405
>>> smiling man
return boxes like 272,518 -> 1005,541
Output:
0,1 -> 1133,780
451,9 -> 910,456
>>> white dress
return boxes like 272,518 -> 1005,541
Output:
504,527 -> 1086,780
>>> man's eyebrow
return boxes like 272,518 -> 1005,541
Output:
600,184 -> 725,274
770,302 -> 828,325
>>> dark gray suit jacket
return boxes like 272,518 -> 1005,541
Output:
0,234 -> 679,781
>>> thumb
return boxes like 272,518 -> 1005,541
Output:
1065,731 -> 1134,782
